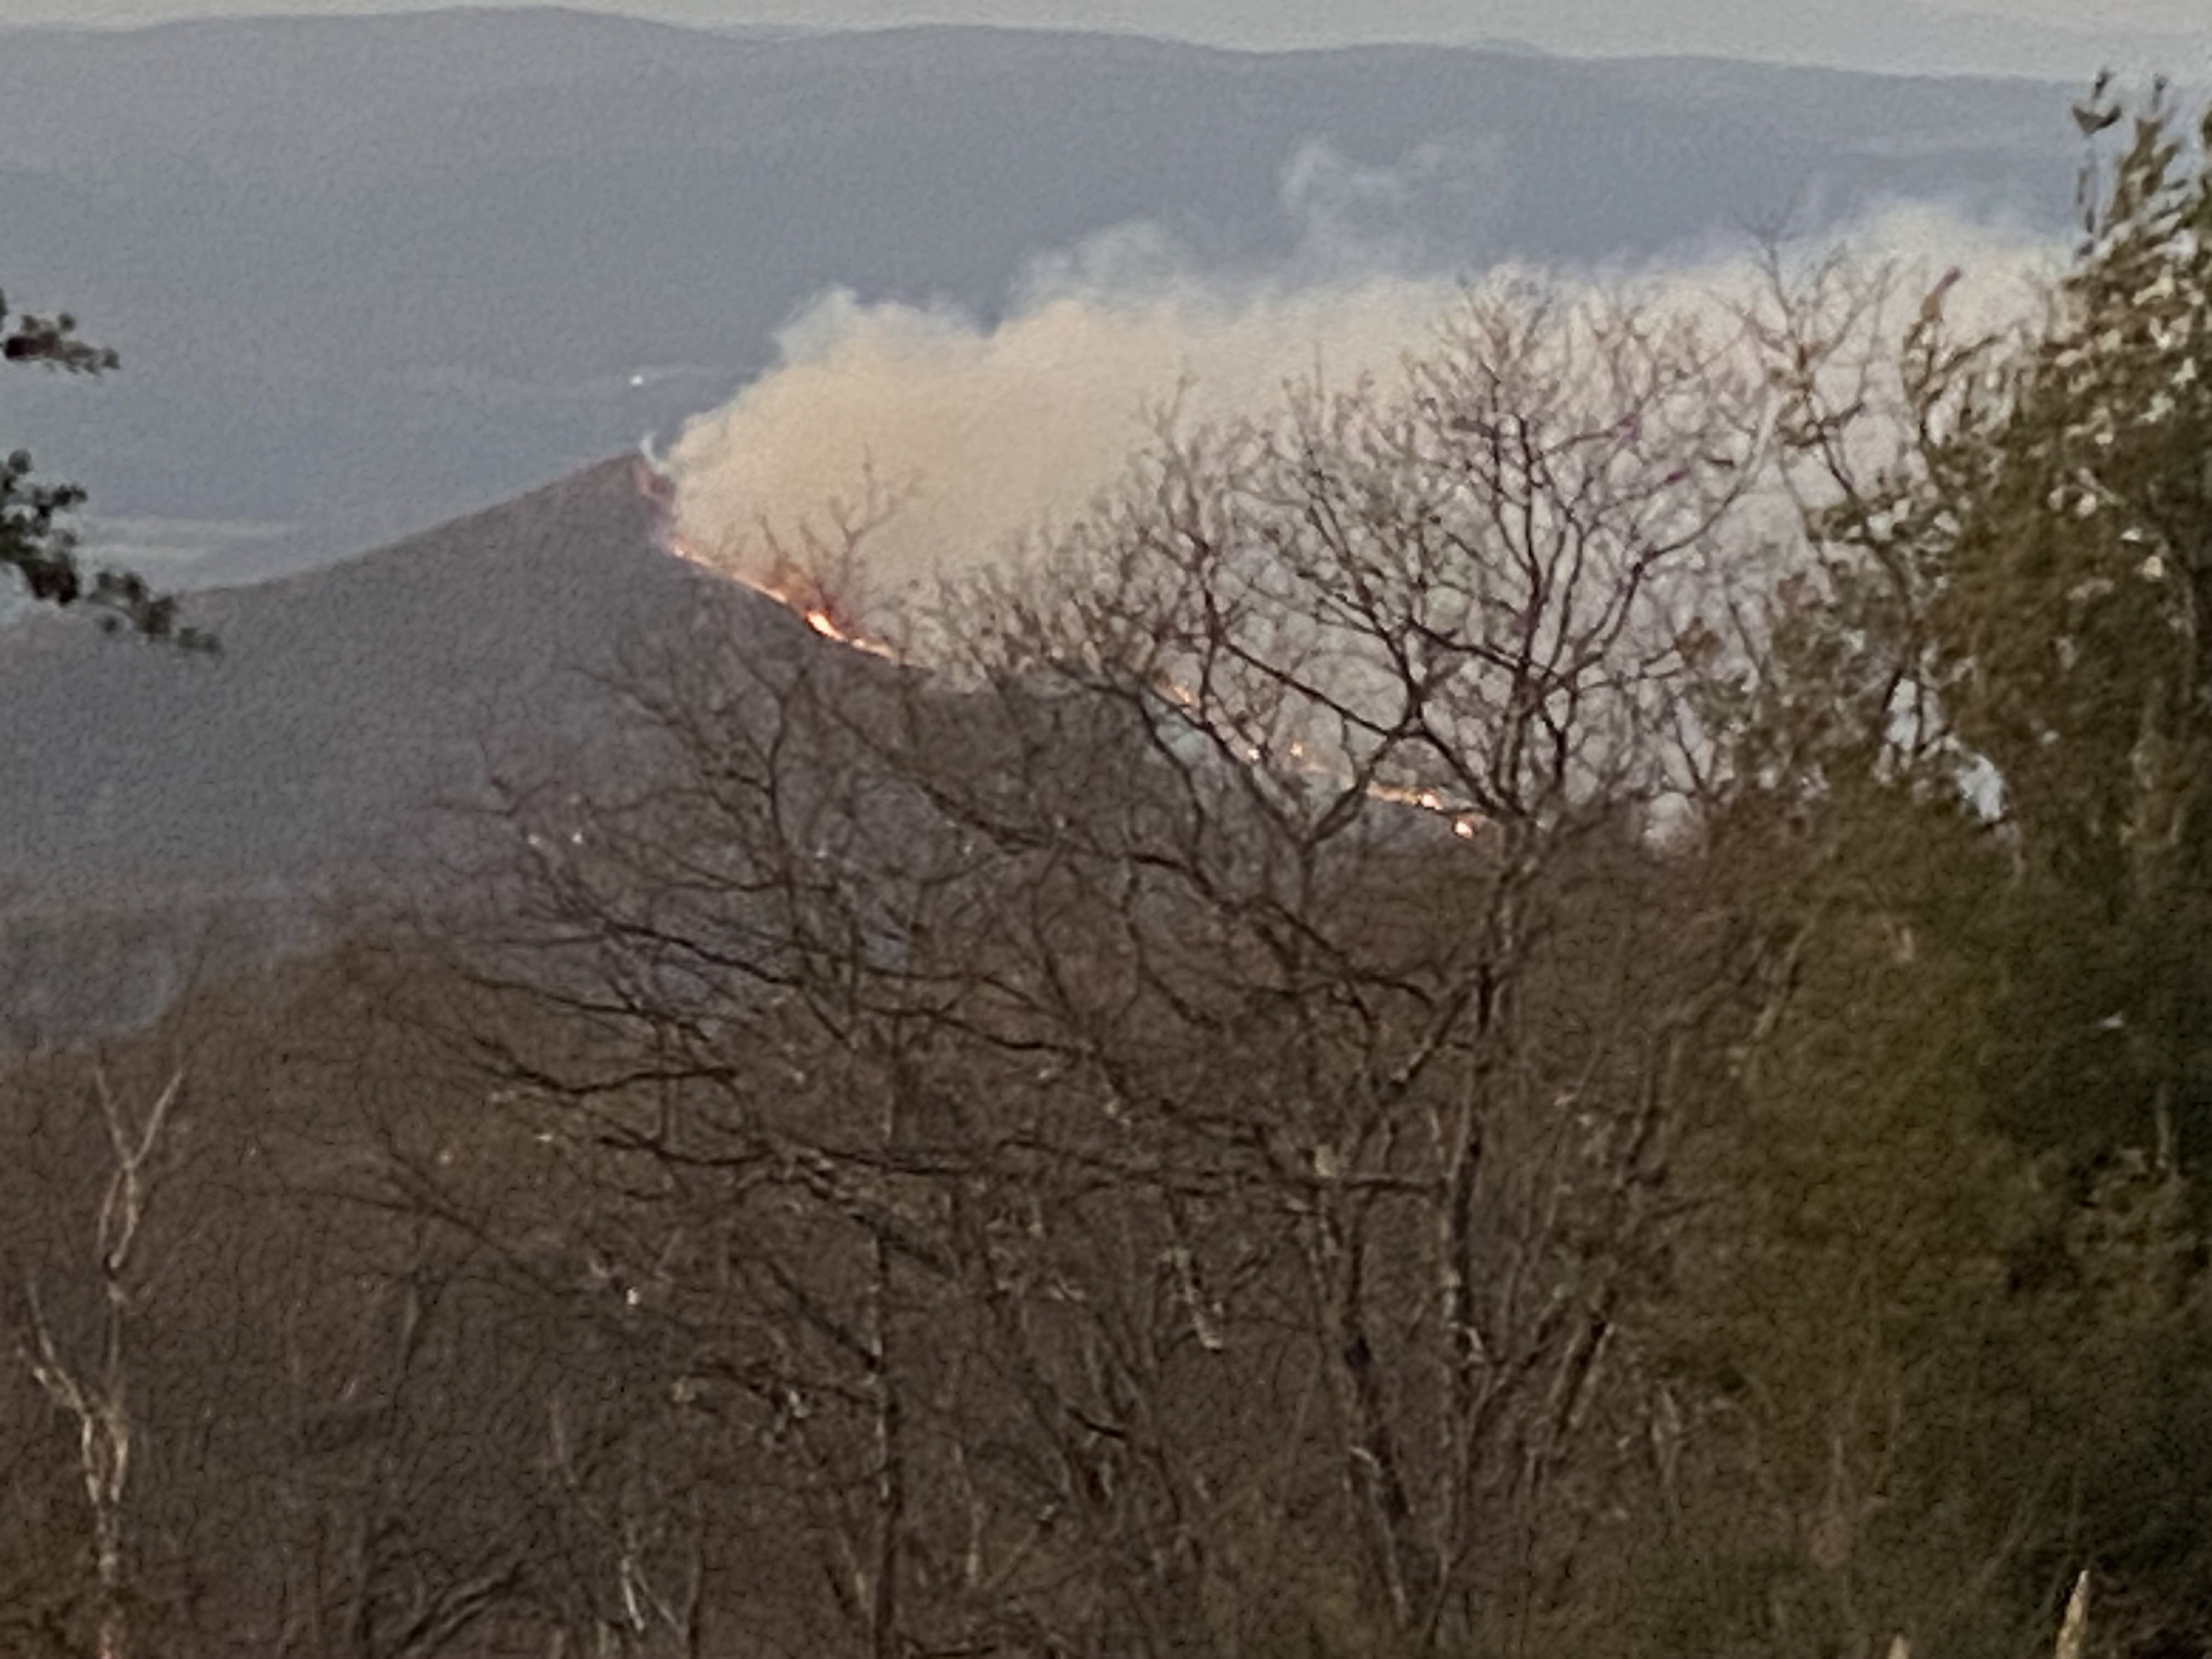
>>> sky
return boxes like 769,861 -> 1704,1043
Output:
0,0 -> 2199,27
1,0 -> 2209,81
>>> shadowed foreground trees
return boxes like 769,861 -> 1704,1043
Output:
333,87 -> 2212,1659
363,277 -> 1776,1659
10,88 -> 2212,1659
1638,87 -> 2212,1659
0,977 -> 719,1659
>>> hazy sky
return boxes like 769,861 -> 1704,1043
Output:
2,0 -> 2208,80
0,0 -> 2199,26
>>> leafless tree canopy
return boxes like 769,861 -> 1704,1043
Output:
305,281 -> 1772,1659
18,91 -> 2212,1659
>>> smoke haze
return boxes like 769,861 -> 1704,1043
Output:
664,199 -> 2065,619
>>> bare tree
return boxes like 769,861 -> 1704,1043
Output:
9,1063 -> 184,1659
386,276 -> 1770,1658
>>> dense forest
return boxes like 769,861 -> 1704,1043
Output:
4,87 -> 2212,1659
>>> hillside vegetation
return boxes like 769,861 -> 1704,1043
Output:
4,82 -> 2212,1659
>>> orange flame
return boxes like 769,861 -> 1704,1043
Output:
634,460 -> 896,659
743,570 -> 898,659
762,550 -> 895,657
1369,780 -> 1486,841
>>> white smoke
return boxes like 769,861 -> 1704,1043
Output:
1274,134 -> 1513,277
665,274 -> 1455,602
663,193 -> 2063,623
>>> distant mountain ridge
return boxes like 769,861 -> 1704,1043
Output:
0,8 -> 2084,585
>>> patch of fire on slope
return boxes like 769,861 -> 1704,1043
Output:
630,453 -> 889,655
633,453 -> 1492,847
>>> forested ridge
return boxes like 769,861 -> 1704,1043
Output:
5,88 -> 2212,1659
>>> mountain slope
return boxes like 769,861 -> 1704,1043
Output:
0,458 -> 815,1035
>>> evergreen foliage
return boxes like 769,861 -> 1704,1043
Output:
2,290 -> 212,650
1655,81 -> 2212,1659
12,82 -> 2212,1659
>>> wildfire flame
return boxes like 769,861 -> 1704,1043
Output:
1146,668 -> 1487,841
631,458 -> 1479,837
1358,782 -> 1486,841
633,457 -> 896,659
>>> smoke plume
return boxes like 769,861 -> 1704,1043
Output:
663,197 -> 2062,622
